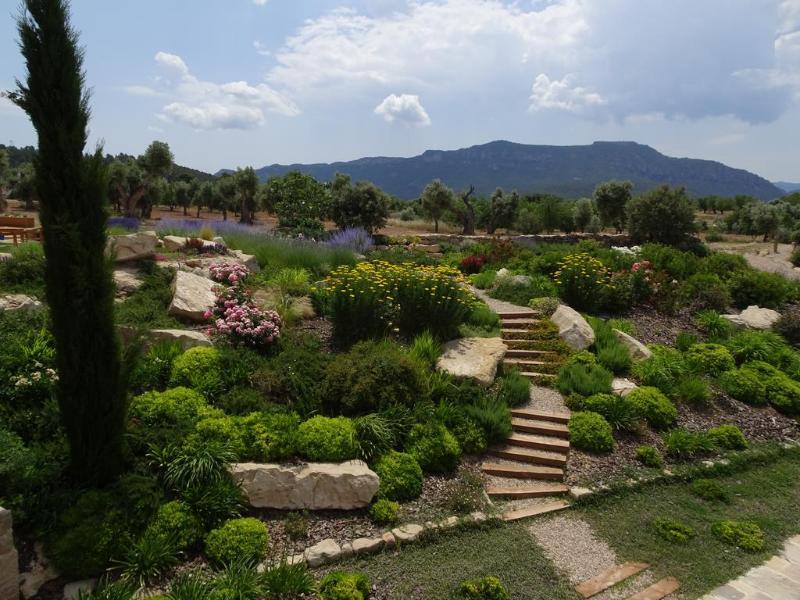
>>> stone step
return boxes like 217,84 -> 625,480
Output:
481,462 -> 564,481
501,499 -> 570,522
520,371 -> 558,382
505,348 -> 558,358
511,408 -> 571,424
575,563 -> 651,599
626,577 -> 680,600
489,445 -> 567,467
504,361 -> 561,375
512,418 -> 569,438
507,432 -> 570,453
497,310 -> 540,320
501,329 -> 536,340
486,483 -> 570,499
501,319 -> 542,329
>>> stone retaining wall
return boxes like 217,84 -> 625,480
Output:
0,507 -> 18,600
413,232 -> 633,247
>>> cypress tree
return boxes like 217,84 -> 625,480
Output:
9,0 -> 125,484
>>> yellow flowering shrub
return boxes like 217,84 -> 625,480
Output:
553,253 -> 611,312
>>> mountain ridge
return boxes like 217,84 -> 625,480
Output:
235,140 -> 783,201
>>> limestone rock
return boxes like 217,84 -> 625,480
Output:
436,337 -> 507,387
509,275 -> 532,286
723,305 -> 781,330
168,271 -> 217,322
0,507 -> 17,600
149,329 -> 212,349
550,305 -> 595,350
391,524 -> 424,543
612,329 -> 652,361
19,543 -> 58,600
351,537 -> 383,555
231,461 -> 379,510
162,235 -> 188,251
0,294 -> 42,313
569,486 -> 593,500
304,539 -> 341,567
231,249 -> 261,273
113,269 -> 143,297
0,253 -> 12,263
63,580 -> 96,600
612,378 -> 638,397
107,231 -> 157,262
496,268 -> 510,278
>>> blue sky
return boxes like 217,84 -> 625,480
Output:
1,0 -> 799,181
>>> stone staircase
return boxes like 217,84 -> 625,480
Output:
499,309 -> 564,385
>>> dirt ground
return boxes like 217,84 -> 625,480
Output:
708,240 -> 800,281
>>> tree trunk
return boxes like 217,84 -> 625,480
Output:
123,185 -> 147,218
434,219 -> 439,233
460,185 -> 476,236
196,205 -> 201,218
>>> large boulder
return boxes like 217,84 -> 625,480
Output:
723,305 -> 781,330
230,249 -> 261,273
231,461 -> 379,510
149,329 -> 212,349
0,294 -> 43,313
113,269 -> 143,297
550,305 -> 595,350
162,235 -> 188,252
612,329 -> 652,361
167,271 -> 217,322
436,337 -> 507,386
106,231 -> 157,262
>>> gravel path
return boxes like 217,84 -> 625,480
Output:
710,242 -> 800,281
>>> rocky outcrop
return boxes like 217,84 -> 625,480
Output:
612,329 -> 652,361
149,329 -> 212,349
113,269 -> 143,297
231,461 -> 379,510
436,337 -> 507,386
0,508 -> 18,600
0,294 -> 42,313
723,305 -> 781,330
550,305 -> 595,350
106,231 -> 157,262
230,250 -> 260,273
612,378 -> 638,397
167,271 -> 217,322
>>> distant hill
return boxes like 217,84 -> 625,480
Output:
244,140 -> 783,201
774,181 -> 800,193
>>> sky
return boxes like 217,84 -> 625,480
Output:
0,0 -> 798,181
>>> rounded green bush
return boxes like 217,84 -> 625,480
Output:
664,428 -> 714,459
369,499 -> 400,525
674,376 -> 712,407
318,571 -> 371,600
684,343 -> 735,377
170,347 -> 223,397
631,346 -> 686,394
556,362 -> 613,397
581,393 -> 639,432
451,418 -> 488,455
635,445 -> 664,468
568,412 -> 614,454
708,424 -> 748,450
145,501 -> 204,550
407,423 -> 462,473
627,387 -> 678,430
497,370 -> 531,408
192,415 -> 247,458
718,369 -> 767,406
129,387 -> 217,432
205,517 -> 269,566
765,374 -> 800,415
728,270 -> 793,309
460,576 -> 510,600
296,416 -> 358,462
653,517 -> 695,544
239,411 -> 300,462
712,520 -> 765,552
692,478 -> 730,503
374,451 -> 424,501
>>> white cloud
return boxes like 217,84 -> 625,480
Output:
134,52 -> 299,130
122,85 -> 163,97
253,0 -> 268,4
374,93 -> 431,126
529,73 -> 605,113
253,41 -> 271,57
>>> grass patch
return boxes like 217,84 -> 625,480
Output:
333,524 -> 577,600
579,452 -> 800,597
115,264 -> 183,329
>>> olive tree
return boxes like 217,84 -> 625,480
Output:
627,185 -> 696,246
594,180 -> 632,233
420,179 -> 454,233
236,167 -> 259,224
330,173 -> 390,233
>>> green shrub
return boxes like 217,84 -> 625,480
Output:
682,273 -> 731,311
490,274 -> 559,306
590,318 -> 632,375
698,252 -> 748,279
469,270 -> 497,290
260,560 -> 315,599
581,393 -> 639,432
407,423 -> 461,473
685,343 -> 735,376
694,310 -> 733,341
556,362 -> 613,397
283,512 -> 308,541
321,340 -> 425,416
675,332 -> 698,352
115,266 -> 182,329
130,341 -> 184,394
460,576 -> 510,600
635,445 -> 664,468
725,330 -> 786,364
214,387 -> 269,416
0,242 -> 45,294
128,387 -> 218,448
352,413 -> 396,463
296,416 -> 358,462
653,517 -> 695,544
210,560 -> 263,600
465,304 -> 501,333
764,373 -> 800,415
497,370 -> 531,407
718,368 -> 767,405
145,501 -> 204,550
708,424 -> 748,450
318,572 -> 371,600
116,530 -> 181,588
774,307 -> 800,346
374,451 -> 423,501
369,499 -> 400,525
170,347 -> 224,399
674,376 -> 712,407
450,418 -> 488,455
205,518 -> 269,567
631,346 -> 686,395
568,412 -> 614,453
692,478 -> 730,503
639,243 -> 700,279
712,520 -> 765,552
192,415 -> 247,459
627,387 -> 678,429
664,429 -> 714,459
728,270 -> 794,309
181,478 -> 243,531
270,267 -> 311,296
463,396 -> 512,444
408,331 -> 442,368
239,411 -> 299,462
553,253 -> 610,312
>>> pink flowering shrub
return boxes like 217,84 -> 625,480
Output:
209,261 -> 249,285
206,286 -> 281,350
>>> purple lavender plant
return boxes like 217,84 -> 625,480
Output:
106,216 -> 140,231
327,227 -> 374,253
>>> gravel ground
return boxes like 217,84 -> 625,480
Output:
709,242 -> 800,281
525,385 -> 569,414
625,306 -> 703,347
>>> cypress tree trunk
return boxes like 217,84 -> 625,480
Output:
10,0 -> 125,485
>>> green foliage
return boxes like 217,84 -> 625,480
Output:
265,171 -> 330,232
241,412 -> 300,462
685,343 -> 735,376
594,180 -> 632,233
627,186 -> 696,246
130,341 -> 184,394
164,572 -> 212,600
408,331 -> 442,368
682,273 -> 731,311
0,242 -> 45,295
556,362 -> 613,397
180,477 -> 243,531
774,306 -> 800,346
653,517 -> 695,544
469,270 -> 497,290
635,445 -> 664,468
590,318 -> 632,375
631,346 -> 686,395
553,253 -> 610,312
296,416 -> 358,462
627,387 -> 678,429
708,425 -> 748,450
369,499 -> 400,525
214,387 -> 269,416
568,412 -> 614,453
465,304 -> 501,333
205,518 -> 269,567
497,370 -> 531,407
269,268 -> 311,297
725,330 -> 787,364
283,511 -> 308,541
691,478 -> 730,503
698,252 -> 748,280
116,266 -> 182,329
129,387 -> 216,448
407,423 -> 461,473
224,232 -> 355,276
353,414 -> 396,463
463,396 -> 512,444
580,393 -> 639,432
728,270 -> 794,309
711,520 -> 765,552
261,560 -> 316,599
145,501 -> 204,550
664,429 -> 714,459
330,176 -> 390,234
764,372 -> 800,415
209,560 -> 263,600
528,296 -> 560,317
76,578 -> 138,600
318,571 -> 371,600
490,274 -> 558,306
170,347 -> 224,399
674,377 -> 712,407
675,332 -> 698,352
718,368 -> 767,405
421,179 -> 455,232
460,576 -> 510,600
694,310 -> 733,341
116,530 -> 180,588
450,418 -> 488,455
374,451 -> 424,501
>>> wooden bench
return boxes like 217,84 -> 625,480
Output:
0,216 -> 42,245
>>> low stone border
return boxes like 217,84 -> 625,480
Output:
261,511 -> 500,570
568,441 -> 800,505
